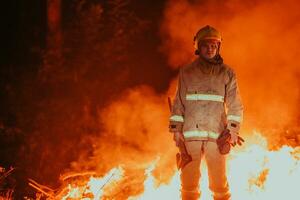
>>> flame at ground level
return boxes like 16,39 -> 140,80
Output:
52,131 -> 300,200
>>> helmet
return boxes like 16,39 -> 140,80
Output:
194,25 -> 222,50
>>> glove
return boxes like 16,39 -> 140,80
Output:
217,129 -> 245,155
217,129 -> 231,155
229,130 -> 238,146
227,121 -> 240,146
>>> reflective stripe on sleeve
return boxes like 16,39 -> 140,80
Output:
186,94 -> 224,102
227,115 -> 242,123
170,115 -> 184,122
183,130 -> 219,140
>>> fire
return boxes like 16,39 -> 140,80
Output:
48,131 -> 299,200
22,1 -> 299,198
55,167 -> 124,200
228,132 -> 300,200
160,0 -> 300,133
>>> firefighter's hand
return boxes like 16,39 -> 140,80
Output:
173,132 -> 184,147
229,131 -> 238,146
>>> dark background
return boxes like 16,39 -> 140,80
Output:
0,0 -> 176,198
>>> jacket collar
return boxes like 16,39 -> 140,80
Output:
196,55 -> 224,75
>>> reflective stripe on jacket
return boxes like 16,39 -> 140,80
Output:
169,57 -> 243,141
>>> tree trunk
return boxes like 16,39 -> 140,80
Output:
47,0 -> 62,51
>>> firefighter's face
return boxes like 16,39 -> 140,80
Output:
199,40 -> 219,59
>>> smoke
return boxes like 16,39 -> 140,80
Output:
67,85 -> 177,187
160,0 -> 300,141
69,0 -> 300,184
96,85 -> 174,169
16,0 -> 168,188
9,0 -> 300,196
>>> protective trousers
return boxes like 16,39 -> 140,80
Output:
180,141 -> 230,200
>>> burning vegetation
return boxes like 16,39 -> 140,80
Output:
1,0 -> 300,199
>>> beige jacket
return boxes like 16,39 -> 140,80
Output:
169,57 -> 243,141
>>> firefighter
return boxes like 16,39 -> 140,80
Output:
169,25 -> 243,200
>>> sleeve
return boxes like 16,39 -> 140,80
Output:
169,68 -> 186,133
225,69 -> 244,134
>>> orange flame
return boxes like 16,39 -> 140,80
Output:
160,0 -> 300,135
39,1 -> 300,199
52,132 -> 299,200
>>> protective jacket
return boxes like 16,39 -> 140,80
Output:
169,57 -> 243,141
